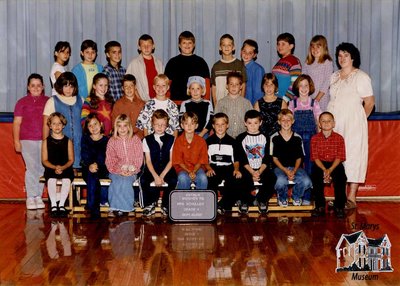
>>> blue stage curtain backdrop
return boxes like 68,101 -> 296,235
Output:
0,0 -> 399,112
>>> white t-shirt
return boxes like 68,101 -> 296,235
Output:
153,98 -> 169,110
50,62 -> 66,96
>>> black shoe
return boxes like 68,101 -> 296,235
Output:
258,202 -> 268,214
335,208 -> 345,218
312,207 -> 326,217
217,206 -> 225,215
90,212 -> 101,219
50,206 -> 58,218
58,206 -> 69,218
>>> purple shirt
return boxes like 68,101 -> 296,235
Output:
303,59 -> 333,111
14,93 -> 49,140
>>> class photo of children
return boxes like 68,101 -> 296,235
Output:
1,1 -> 399,285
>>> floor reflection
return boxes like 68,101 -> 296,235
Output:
20,209 -> 45,283
1,202 -> 398,285
46,220 -> 71,259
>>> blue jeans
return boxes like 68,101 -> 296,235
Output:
274,167 -> 312,201
177,169 -> 208,190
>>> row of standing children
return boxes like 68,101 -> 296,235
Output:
46,32 -> 331,151
50,32 -> 333,113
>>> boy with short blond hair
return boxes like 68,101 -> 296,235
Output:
214,72 -> 253,139
311,112 -> 347,218
136,74 -> 179,137
270,109 -> 312,207
236,110 -> 276,214
72,39 -> 104,100
172,112 -> 208,190
165,31 -> 210,104
141,109 -> 177,217
126,34 -> 164,101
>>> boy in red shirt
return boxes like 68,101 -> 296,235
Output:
311,112 -> 347,218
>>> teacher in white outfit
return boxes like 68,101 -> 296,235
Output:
327,42 -> 375,209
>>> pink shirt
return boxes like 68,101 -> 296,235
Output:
13,93 -> 49,140
288,97 -> 322,122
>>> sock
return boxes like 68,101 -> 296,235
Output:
58,179 -> 71,207
47,179 -> 57,207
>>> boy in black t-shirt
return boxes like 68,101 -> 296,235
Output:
164,31 -> 210,105
270,109 -> 312,207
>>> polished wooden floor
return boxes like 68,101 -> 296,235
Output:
0,201 -> 399,286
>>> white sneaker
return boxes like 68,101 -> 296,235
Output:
35,197 -> 45,209
26,198 -> 37,210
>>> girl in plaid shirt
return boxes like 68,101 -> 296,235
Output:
106,114 -> 143,216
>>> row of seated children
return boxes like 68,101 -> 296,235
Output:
35,107 -> 297,218
50,31 -> 333,114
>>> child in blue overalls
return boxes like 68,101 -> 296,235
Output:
289,74 -> 322,175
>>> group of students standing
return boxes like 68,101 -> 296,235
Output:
13,30 -> 374,219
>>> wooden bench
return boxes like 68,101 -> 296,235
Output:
41,177 -> 313,216
222,180 -> 314,212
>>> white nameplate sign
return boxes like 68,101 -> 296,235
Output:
169,190 -> 216,222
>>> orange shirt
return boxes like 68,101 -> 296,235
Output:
111,95 -> 145,139
172,133 -> 208,173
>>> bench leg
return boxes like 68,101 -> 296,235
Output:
69,184 -> 74,214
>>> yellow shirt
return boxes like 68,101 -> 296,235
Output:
82,63 -> 98,95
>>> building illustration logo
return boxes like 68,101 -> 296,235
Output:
335,230 -> 393,273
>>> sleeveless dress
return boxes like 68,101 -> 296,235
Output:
258,97 -> 283,137
44,135 -> 74,182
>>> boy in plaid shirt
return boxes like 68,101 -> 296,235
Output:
104,41 -> 126,100
311,112 -> 346,218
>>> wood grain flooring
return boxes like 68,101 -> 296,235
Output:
0,201 -> 399,285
